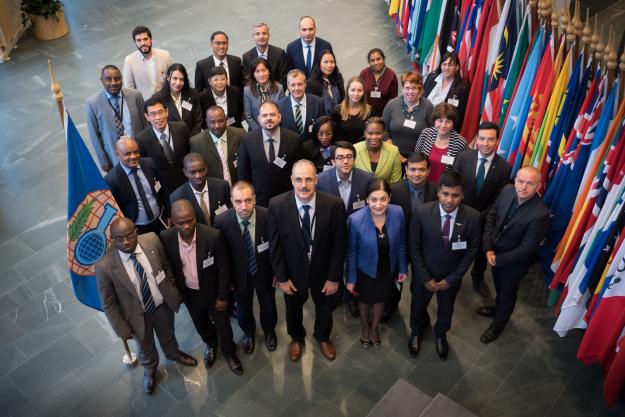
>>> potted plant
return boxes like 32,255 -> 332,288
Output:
20,0 -> 69,40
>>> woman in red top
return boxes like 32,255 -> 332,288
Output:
359,48 -> 399,117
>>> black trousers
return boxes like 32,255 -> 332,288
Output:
235,274 -> 277,337
135,303 -> 180,374
410,279 -> 461,338
492,266 -> 525,330
284,284 -> 335,342
471,221 -> 487,286
185,288 -> 236,356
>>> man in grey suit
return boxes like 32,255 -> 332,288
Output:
242,23 -> 288,88
96,218 -> 197,394
190,106 -> 245,185
86,65 -> 145,172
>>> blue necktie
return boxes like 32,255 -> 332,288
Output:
475,157 -> 486,193
110,95 -> 124,137
301,204 -> 311,251
241,220 -> 257,275
305,44 -> 312,75
130,253 -> 156,314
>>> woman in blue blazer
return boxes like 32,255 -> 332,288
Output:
346,178 -> 407,349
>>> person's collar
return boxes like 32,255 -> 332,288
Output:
105,90 -> 123,99
152,123 -> 170,137
212,88 -> 227,98
177,229 -> 197,247
118,244 -> 145,261
336,169 -> 353,184
301,38 -> 316,48
408,181 -> 425,193
478,151 -> 495,163
290,94 -> 306,105
256,46 -> 268,56
121,163 -> 138,175
262,129 -> 280,141
236,208 -> 256,226
209,129 -> 227,143
434,73 -> 444,83
295,193 -> 316,209
191,181 -> 208,194
439,204 -> 459,219
139,51 -> 152,61
213,55 -> 226,65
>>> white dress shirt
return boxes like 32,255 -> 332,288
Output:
213,56 -> 231,85
439,205 -> 458,241
475,151 -> 495,178
290,94 -> 307,126
295,193 -> 317,242
301,38 -> 316,67
118,245 -> 164,308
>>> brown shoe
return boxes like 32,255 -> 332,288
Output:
288,341 -> 303,362
318,340 -> 336,361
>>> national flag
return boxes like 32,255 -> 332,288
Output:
457,0 -> 484,79
417,0 -> 445,72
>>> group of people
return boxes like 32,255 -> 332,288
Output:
89,16 -> 551,396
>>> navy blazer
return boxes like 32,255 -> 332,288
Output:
285,37 -> 333,78
316,167 -> 373,215
278,94 -> 326,143
346,204 -> 407,283
169,179 -> 231,225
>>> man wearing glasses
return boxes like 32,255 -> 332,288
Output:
195,31 -> 243,92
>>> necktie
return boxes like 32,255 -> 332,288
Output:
305,44 -> 312,75
219,61 -> 225,68
505,198 -> 519,224
199,191 -> 210,223
410,188 -> 423,212
301,204 -> 312,251
442,214 -> 452,249
215,139 -> 231,185
129,253 -> 156,314
475,157 -> 487,193
267,138 -> 276,163
295,103 -> 304,134
131,168 -> 155,220
159,132 -> 174,165
110,95 -> 124,137
241,220 -> 258,275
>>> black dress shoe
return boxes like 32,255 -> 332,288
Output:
204,345 -> 217,369
435,336 -> 449,360
242,335 -> 255,355
408,335 -> 420,358
265,332 -> 277,351
225,354 -> 244,375
143,370 -> 156,394
480,325 -> 502,344
176,351 -> 198,367
476,306 -> 496,317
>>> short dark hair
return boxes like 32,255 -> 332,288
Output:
331,141 -> 355,159
132,26 -> 151,40
259,100 -> 279,113
366,178 -> 391,199
101,64 -> 120,76
312,116 -> 336,141
478,121 -> 500,139
183,152 -> 205,167
439,51 -> 460,68
209,66 -> 228,79
438,171 -> 465,191
142,97 -> 166,114
211,31 -> 228,42
367,48 -> 385,62
365,116 -> 386,130
406,151 -> 430,168
432,103 -> 458,125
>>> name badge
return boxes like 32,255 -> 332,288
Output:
370,90 -> 382,98
441,154 -> 455,165
257,241 -> 269,253
155,270 -> 165,284
352,200 -> 366,210
181,100 -> 193,111
233,155 -> 238,168
323,164 -> 334,172
403,119 -> 417,129
203,257 -> 215,268
447,98 -> 459,107
227,117 -> 236,126
273,156 -> 287,168
214,204 -> 228,216
154,180 -> 162,193
452,241 -> 467,250
308,124 -> 313,133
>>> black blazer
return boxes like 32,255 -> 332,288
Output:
285,37 -> 334,78
169,179 -> 231,226
237,127 -> 301,207
267,190 -> 347,291
423,73 -> 469,130
213,207 -> 274,293
390,179 -> 438,232
194,54 -> 243,92
483,185 -> 550,275
197,85 -> 244,129
154,89 -> 203,136
409,202 -> 480,285
105,158 -> 167,222
160,223 -> 231,303
135,122 -> 190,194
242,44 -> 288,88
316,167 -> 373,215
278,95 -> 326,142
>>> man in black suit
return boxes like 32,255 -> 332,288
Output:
409,171 -> 480,360
105,137 -> 167,235
278,69 -> 325,143
267,160 -> 347,362
136,97 -> 190,194
214,181 -> 278,354
285,16 -> 334,78
242,23 -> 288,88
237,101 -> 301,207
453,121 -> 511,298
478,167 -> 550,343
160,200 -> 243,375
198,66 -> 244,130
169,153 -> 230,226
195,31 -> 243,92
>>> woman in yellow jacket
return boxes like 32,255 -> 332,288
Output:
354,117 -> 403,183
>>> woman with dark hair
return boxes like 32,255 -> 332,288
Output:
331,76 -> 371,144
346,178 -> 407,349
354,117 -> 402,183
301,116 -> 336,173
243,57 -> 285,131
307,50 -> 345,114
154,63 -> 203,135
359,48 -> 399,117
423,51 -> 469,130
415,103 -> 468,183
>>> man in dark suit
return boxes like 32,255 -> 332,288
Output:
190,106 -> 245,185
453,121 -> 511,298
478,167 -> 550,343
285,16 -> 334,78
237,100 -> 301,207
278,69 -> 325,143
169,153 -> 231,226
195,31 -> 243,92
214,181 -> 278,354
160,200 -> 243,375
409,171 -> 480,360
242,23 -> 288,88
105,137 -> 167,235
136,97 -> 190,194
198,66 -> 244,129
96,218 -> 197,394
267,160 -> 347,362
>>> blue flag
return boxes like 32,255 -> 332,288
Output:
65,111 -> 121,310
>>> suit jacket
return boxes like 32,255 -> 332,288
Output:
237,127 -> 301,207
423,73 -> 469,130
169,179 -> 231,225
213,207 -> 274,293
123,48 -> 173,99
85,88 -> 145,168
278,94 -> 326,142
105,158 -> 167,221
195,54 -> 243,92
267,190 -> 347,290
453,150 -> 511,216
390,179 -> 438,234
316,167 -> 373,215
135,122 -> 190,194
285,37 -> 334,78
346,204 -> 407,283
154,89 -> 203,136
198,85 -> 244,129
160,223 -> 231,303
483,185 -> 550,274
96,233 -> 181,340
189,126 -> 245,182
243,84 -> 285,131
409,202 -> 480,285
242,44 -> 289,87
354,140 -> 403,183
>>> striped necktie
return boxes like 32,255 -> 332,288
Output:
129,253 -> 156,314
295,103 -> 304,134
241,220 -> 257,275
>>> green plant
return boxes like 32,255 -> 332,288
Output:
20,0 -> 63,25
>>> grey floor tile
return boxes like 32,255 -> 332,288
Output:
11,374 -> 90,417
0,375 -> 29,416
14,238 -> 66,281
0,238 -> 36,272
108,383 -> 179,417
0,344 -> 27,377
0,315 -> 24,348
336,389 -> 376,417
162,394 -> 219,417
12,292 -> 65,332
70,316 -> 117,355
12,310 -> 77,358
520,331 -> 584,382
545,397 -> 590,417
447,365 -> 503,415
312,356 -> 371,405
0,294 -> 18,317
65,378 -> 136,417
356,350 -> 419,404
214,384 -> 283,417
0,269 -> 26,296
279,389 -> 343,417
475,333 -> 533,379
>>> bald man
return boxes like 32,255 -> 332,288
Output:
285,16 -> 334,78
478,167 -> 550,343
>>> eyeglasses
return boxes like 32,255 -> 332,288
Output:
334,155 -> 354,161
112,230 -> 137,243
212,41 -> 228,46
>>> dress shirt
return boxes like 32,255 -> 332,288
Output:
408,182 -> 425,207
152,124 -> 173,149
295,193 -> 317,241
104,90 -> 133,135
118,245 -> 164,308
123,48 -> 172,98
213,56 -> 231,85
301,38 -> 316,67
256,47 -> 268,60
210,130 -> 230,178
262,129 -> 281,161
191,182 -> 210,215
336,170 -> 353,209
171,93 -> 183,119
475,151 -> 495,177
212,89 -> 229,115
121,164 -> 160,225
178,230 -> 199,290
236,209 -> 257,246
426,73 -> 452,106
439,205 -> 458,241
290,95 -> 307,125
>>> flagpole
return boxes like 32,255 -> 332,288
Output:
122,339 -> 139,368
47,60 -> 65,127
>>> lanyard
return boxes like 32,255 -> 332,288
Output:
106,93 -> 124,123
373,67 -> 386,90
